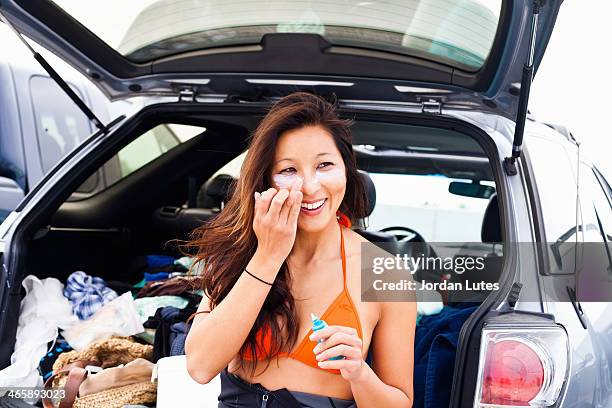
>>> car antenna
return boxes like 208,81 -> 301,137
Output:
0,11 -> 109,134
503,0 -> 545,176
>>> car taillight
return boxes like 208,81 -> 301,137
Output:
482,339 -> 544,404
474,326 -> 569,407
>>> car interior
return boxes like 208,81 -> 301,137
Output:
1,107 -> 504,406
20,113 -> 502,283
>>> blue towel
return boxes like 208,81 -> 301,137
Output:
413,304 -> 478,408
144,271 -> 170,282
147,255 -> 175,269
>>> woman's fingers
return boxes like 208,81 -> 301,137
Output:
317,357 -> 363,372
265,188 -> 290,220
281,178 -> 303,224
309,325 -> 358,343
287,179 -> 303,226
313,331 -> 362,355
254,188 -> 277,220
278,190 -> 293,224
315,344 -> 362,362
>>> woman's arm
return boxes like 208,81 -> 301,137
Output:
185,251 -> 281,383
185,181 -> 303,383
312,300 -> 416,407
350,301 -> 416,407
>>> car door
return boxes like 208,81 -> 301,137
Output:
576,163 -> 612,407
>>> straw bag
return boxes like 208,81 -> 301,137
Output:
42,336 -> 156,408
73,381 -> 156,408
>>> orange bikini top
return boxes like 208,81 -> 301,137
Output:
245,216 -> 363,375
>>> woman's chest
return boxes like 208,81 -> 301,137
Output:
291,257 -> 379,357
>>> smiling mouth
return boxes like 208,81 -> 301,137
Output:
300,198 -> 327,211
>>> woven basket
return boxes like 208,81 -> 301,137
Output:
73,381 -> 157,408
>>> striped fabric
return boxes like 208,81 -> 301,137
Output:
63,271 -> 118,320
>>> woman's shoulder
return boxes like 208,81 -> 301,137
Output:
343,227 -> 394,259
343,226 -> 369,245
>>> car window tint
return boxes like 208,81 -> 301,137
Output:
30,76 -> 92,174
526,137 -> 579,274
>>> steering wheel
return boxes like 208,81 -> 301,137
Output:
380,226 -> 426,243
379,227 -> 438,281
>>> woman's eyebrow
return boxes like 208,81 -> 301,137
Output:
276,152 -> 332,163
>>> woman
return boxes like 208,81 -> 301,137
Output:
184,92 -> 415,407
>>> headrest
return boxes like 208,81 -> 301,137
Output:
197,174 -> 235,208
359,170 -> 376,218
481,193 -> 501,242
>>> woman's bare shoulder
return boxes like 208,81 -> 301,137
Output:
344,227 -> 394,259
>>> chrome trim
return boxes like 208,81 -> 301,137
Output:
395,85 -> 452,94
245,79 -> 354,87
164,79 -> 211,85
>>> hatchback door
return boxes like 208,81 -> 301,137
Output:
0,0 -> 561,119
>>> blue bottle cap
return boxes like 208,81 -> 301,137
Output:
310,313 -> 327,332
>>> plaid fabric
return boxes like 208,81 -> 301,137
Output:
63,271 -> 118,320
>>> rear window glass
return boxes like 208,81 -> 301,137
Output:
52,0 -> 502,70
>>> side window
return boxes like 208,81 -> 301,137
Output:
30,76 -> 92,173
526,137 -> 579,274
368,173 -> 494,242
118,124 -> 180,178
103,124 -> 204,188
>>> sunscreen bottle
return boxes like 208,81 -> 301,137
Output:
311,313 -> 344,360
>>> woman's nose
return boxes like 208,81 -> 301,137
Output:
301,172 -> 321,195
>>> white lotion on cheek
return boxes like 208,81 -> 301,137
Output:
314,167 -> 345,183
272,174 -> 303,189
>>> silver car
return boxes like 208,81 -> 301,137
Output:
0,1 -> 611,407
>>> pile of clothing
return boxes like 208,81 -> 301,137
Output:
0,254 -> 203,408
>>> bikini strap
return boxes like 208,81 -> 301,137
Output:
339,222 -> 347,289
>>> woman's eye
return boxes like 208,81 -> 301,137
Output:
279,167 -> 296,174
317,162 -> 334,169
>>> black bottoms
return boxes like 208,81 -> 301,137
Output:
218,369 -> 357,408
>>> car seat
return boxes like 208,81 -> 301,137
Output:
446,193 -> 503,303
152,174 -> 236,235
353,170 -> 398,248
196,174 -> 235,210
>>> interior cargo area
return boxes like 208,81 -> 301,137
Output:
0,106 -> 504,407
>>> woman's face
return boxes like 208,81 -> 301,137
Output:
272,125 -> 347,233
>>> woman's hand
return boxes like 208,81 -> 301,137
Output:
310,325 -> 366,382
252,178 -> 303,266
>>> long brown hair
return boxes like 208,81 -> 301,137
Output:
183,92 -> 367,375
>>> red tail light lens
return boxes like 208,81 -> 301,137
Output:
475,327 -> 568,407
481,339 -> 544,405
